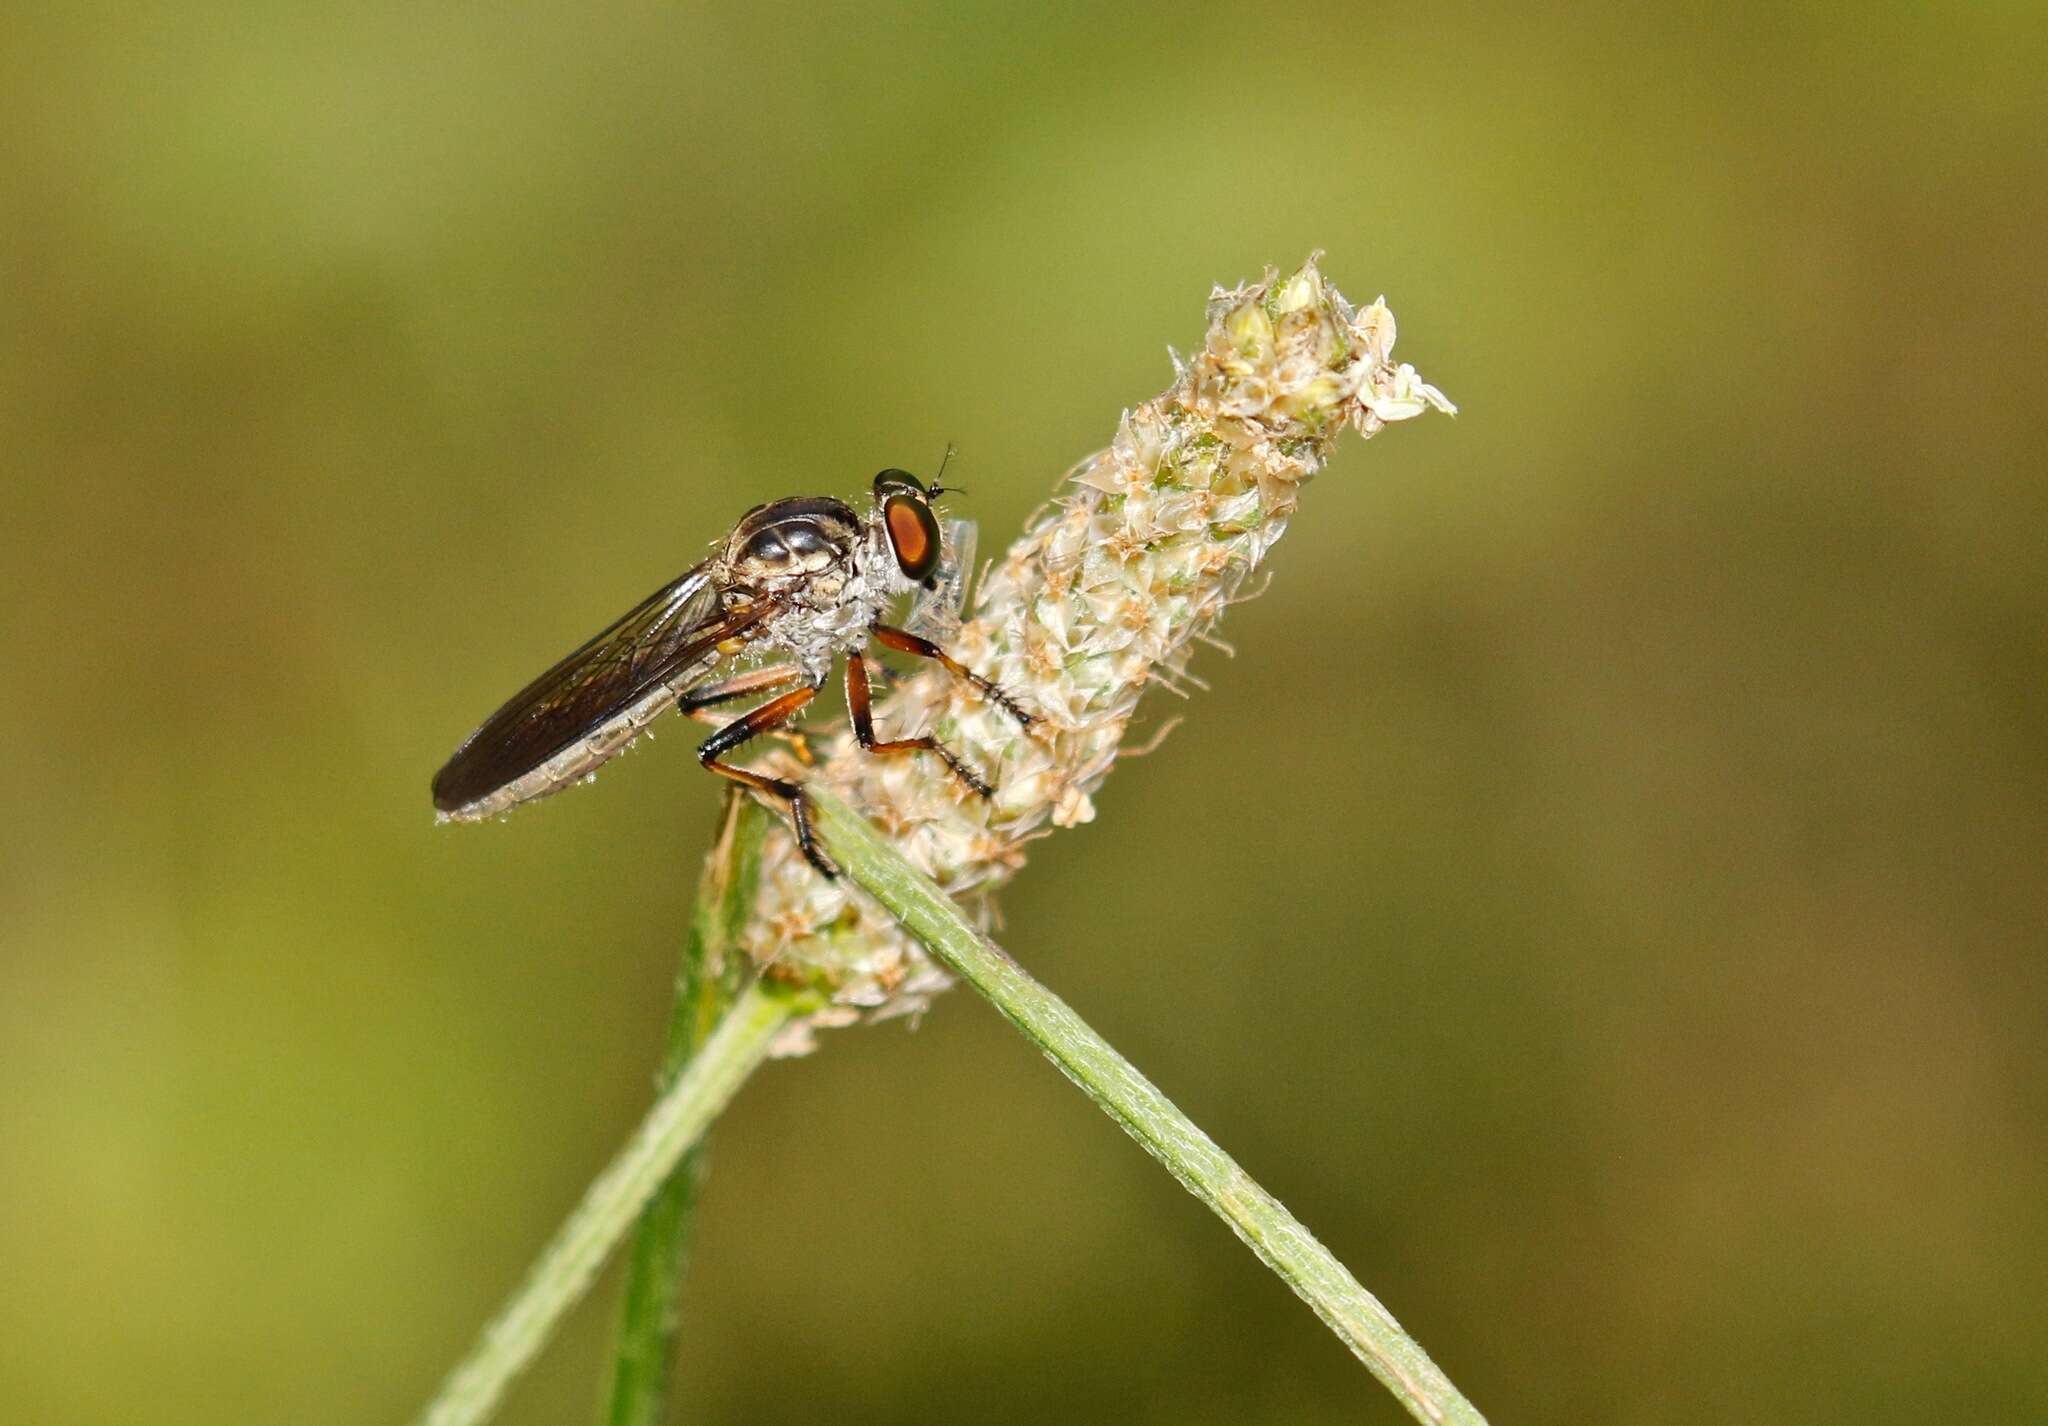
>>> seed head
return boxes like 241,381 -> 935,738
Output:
741,255 -> 1453,1054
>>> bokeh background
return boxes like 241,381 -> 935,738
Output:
3,4 -> 2043,1423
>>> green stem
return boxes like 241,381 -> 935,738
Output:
412,976 -> 805,1426
601,795 -> 770,1426
808,790 -> 1488,1426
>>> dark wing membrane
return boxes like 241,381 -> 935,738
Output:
432,564 -> 761,814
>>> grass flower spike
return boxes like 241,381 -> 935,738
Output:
747,254 -> 1454,1039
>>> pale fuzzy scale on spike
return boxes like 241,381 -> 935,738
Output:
737,258 -> 1449,1050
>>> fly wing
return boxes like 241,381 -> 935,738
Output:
432,564 -> 767,818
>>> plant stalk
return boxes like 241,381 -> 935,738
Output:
807,790 -> 1487,1426
600,794 -> 770,1426
412,783 -> 1484,1426
412,975 -> 804,1426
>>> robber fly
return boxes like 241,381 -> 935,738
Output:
431,468 -> 1032,876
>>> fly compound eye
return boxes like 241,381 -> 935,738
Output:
884,495 -> 941,583
872,468 -> 926,500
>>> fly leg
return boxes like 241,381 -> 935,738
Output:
845,652 -> 992,798
697,679 -> 836,876
870,623 -> 1034,728
675,664 -> 804,714
676,663 -> 816,764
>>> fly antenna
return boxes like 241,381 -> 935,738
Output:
930,441 -> 963,497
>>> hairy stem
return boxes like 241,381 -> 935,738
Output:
600,795 -> 770,1426
808,790 -> 1488,1426
412,976 -> 806,1426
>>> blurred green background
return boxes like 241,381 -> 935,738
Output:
3,3 -> 2043,1423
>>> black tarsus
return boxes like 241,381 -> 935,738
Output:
870,623 -> 1034,728
845,653 -> 992,798
696,679 -> 836,877
676,663 -> 817,762
675,663 -> 806,715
